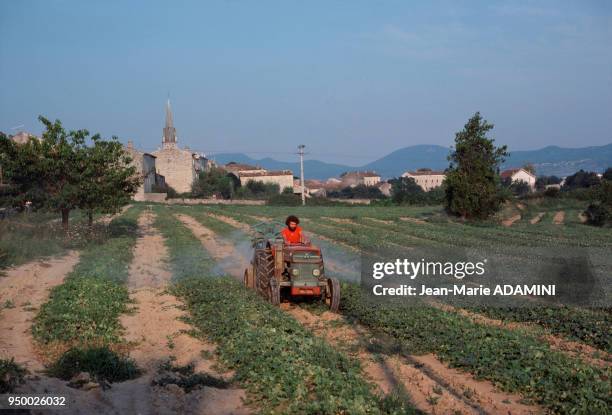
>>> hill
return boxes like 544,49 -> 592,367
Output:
211,143 -> 612,179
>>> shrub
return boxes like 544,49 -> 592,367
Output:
0,358 -> 27,393
47,347 -> 140,383
544,187 -> 560,198
584,203 -> 610,227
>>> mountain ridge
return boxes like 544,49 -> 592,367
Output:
210,143 -> 612,179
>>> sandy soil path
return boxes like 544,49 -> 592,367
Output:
0,251 -> 80,371
116,211 -> 249,415
175,214 -> 249,279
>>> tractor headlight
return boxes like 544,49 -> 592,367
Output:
292,268 -> 300,276
312,269 -> 321,277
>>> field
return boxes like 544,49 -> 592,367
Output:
0,199 -> 610,414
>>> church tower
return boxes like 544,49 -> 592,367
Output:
162,99 -> 177,149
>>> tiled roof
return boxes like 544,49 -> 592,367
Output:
239,170 -> 293,177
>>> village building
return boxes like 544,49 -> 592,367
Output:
402,169 -> 446,191
235,170 -> 294,193
124,141 -> 165,201
151,100 -> 212,193
377,181 -> 392,196
223,162 -> 266,175
222,162 -> 294,194
339,171 -> 381,187
293,179 -> 326,197
500,168 -> 536,190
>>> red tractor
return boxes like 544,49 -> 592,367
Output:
243,221 -> 340,312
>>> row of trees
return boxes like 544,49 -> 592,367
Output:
0,117 -> 140,230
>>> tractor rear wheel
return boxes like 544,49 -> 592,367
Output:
255,249 -> 275,295
268,278 -> 280,306
325,277 -> 340,312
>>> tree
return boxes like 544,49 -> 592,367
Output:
390,177 -> 423,203
1,117 -> 140,231
444,112 -> 508,219
535,175 -> 561,191
192,167 -> 234,199
21,117 -> 85,230
78,136 -> 141,227
509,180 -> 531,197
328,185 -> 385,199
563,170 -> 601,190
602,167 -> 612,181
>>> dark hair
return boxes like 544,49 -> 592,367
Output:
285,215 -> 300,226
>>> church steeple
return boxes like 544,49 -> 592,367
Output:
163,99 -> 177,146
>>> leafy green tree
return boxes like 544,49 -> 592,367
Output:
1,117 -> 140,230
535,175 -> 561,191
509,180 -> 531,197
602,167 -> 612,181
191,167 -> 234,199
390,177 -> 423,203
10,117 -> 86,230
444,112 -> 508,219
328,185 -> 385,199
78,136 -> 141,227
563,170 -> 601,190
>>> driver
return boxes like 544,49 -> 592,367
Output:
282,215 -> 307,244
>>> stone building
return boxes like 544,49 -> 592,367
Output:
236,170 -> 294,193
339,171 -> 381,187
151,100 -> 212,193
124,141 -> 165,201
402,169 -> 446,191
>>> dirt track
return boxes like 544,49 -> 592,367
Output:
0,251 -> 80,371
117,211 -> 249,415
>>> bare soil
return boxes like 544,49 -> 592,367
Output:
530,212 -> 545,224
399,216 -> 427,224
0,251 -> 80,371
175,214 -> 248,279
552,211 -> 565,225
502,214 -> 522,227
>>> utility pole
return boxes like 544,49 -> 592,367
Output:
298,144 -> 306,206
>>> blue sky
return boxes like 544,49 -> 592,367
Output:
1,0 -> 611,165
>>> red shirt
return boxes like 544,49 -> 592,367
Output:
282,226 -> 303,244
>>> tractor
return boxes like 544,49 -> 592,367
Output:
243,221 -> 340,312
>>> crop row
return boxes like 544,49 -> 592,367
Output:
340,284 -> 611,414
210,206 -> 611,353
32,206 -> 141,348
153,207 -> 418,414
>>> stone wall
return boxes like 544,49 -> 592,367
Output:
166,198 -> 266,205
152,146 -> 197,193
134,192 -> 167,202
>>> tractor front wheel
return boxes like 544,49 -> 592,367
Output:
268,278 -> 280,306
325,277 -> 340,312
